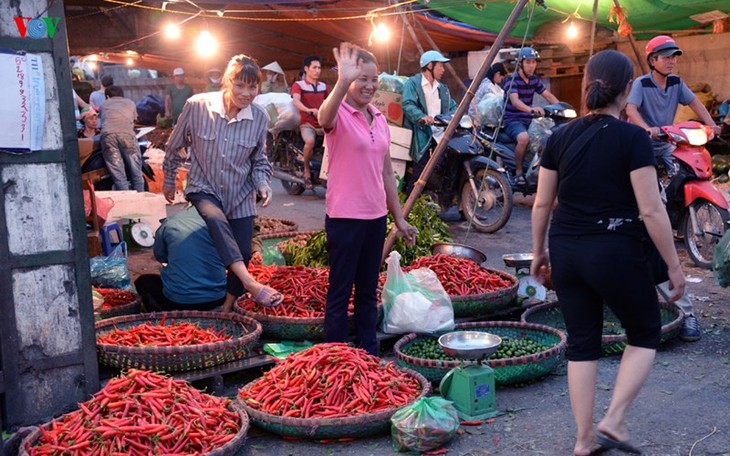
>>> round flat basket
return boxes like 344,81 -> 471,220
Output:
236,367 -> 430,439
95,293 -> 142,319
393,321 -> 567,387
521,301 -> 685,356
20,407 -> 249,456
450,268 -> 520,318
235,304 -> 383,341
95,311 -> 262,372
236,306 -> 329,340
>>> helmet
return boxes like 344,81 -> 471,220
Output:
645,35 -> 682,58
518,47 -> 539,60
420,50 -> 450,68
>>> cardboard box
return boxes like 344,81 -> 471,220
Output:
389,125 -> 412,180
372,90 -> 404,126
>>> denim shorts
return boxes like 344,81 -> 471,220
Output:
503,120 -> 531,141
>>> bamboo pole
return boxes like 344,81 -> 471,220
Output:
381,0 -> 531,262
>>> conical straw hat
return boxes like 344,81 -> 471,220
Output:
261,61 -> 285,75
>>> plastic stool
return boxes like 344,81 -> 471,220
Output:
100,222 -> 124,255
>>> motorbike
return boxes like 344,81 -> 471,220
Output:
80,129 -> 155,191
659,121 -> 729,269
266,130 -> 326,195
406,113 -> 513,234
477,102 -> 578,195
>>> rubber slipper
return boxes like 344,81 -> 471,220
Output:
596,431 -> 642,454
252,285 -> 283,307
303,177 -> 313,190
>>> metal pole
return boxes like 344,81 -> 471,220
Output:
612,0 -> 648,73
413,16 -> 468,93
382,0 -> 531,262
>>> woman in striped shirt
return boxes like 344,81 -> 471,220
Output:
163,55 -> 282,311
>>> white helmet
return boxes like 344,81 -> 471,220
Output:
420,50 -> 450,68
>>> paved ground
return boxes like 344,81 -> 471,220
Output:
125,183 -> 730,456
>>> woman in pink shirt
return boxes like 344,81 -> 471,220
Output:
318,42 -> 417,355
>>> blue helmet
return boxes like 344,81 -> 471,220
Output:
518,47 -> 540,60
420,50 -> 450,68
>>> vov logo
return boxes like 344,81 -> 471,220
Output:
14,16 -> 62,39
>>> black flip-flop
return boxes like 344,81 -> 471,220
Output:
596,431 -> 642,455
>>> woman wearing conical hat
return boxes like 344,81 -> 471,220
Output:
260,61 -> 288,94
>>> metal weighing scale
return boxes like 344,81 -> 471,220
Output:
438,331 -> 502,421
502,253 -> 547,301
119,214 -> 155,250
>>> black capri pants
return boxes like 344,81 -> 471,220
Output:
187,192 -> 253,298
549,233 -> 661,361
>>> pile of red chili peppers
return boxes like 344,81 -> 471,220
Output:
25,369 -> 241,455
407,254 -> 513,296
239,343 -> 422,419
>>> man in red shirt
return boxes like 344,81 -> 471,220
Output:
291,55 -> 331,189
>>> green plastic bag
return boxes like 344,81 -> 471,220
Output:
391,396 -> 460,452
263,341 -> 313,359
262,244 -> 286,266
713,230 -> 730,287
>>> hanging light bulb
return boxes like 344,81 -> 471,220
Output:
195,30 -> 218,57
165,23 -> 181,39
566,20 -> 578,39
374,22 -> 391,42
125,57 -> 134,66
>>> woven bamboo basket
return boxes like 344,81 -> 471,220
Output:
236,367 -> 430,439
95,293 -> 142,319
449,268 -> 520,318
521,301 -> 685,356
393,321 -> 567,386
236,306 -> 331,340
95,310 -> 262,372
20,407 -> 249,456
236,304 -> 383,341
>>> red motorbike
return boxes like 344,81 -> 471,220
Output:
660,121 -> 729,268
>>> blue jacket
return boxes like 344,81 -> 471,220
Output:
401,73 -> 457,162
154,207 -> 227,304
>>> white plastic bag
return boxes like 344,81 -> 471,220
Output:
476,94 -> 504,127
382,251 -> 455,334
254,92 -> 300,133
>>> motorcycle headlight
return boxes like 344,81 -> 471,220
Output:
562,109 -> 577,119
681,127 -> 707,146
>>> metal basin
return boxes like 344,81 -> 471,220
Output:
438,331 -> 502,359
502,252 -> 534,269
431,242 -> 487,264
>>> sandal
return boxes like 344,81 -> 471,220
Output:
303,177 -> 313,190
251,285 -> 283,307
513,173 -> 527,188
